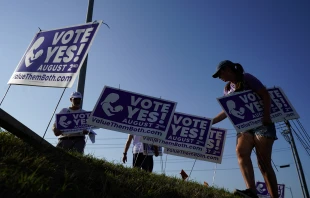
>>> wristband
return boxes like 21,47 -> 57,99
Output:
123,152 -> 127,155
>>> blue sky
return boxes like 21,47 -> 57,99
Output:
0,0 -> 309,197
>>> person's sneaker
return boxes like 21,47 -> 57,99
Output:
233,188 -> 259,198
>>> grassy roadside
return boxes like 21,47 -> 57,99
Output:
0,131 -> 238,198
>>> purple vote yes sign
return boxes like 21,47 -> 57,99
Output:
205,128 -> 226,157
56,111 -> 93,134
163,127 -> 227,164
217,89 -> 285,133
87,86 -> 177,139
8,21 -> 102,88
256,181 -> 285,198
143,143 -> 163,156
268,87 -> 299,120
140,112 -> 212,154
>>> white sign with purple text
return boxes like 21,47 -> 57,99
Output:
140,112 -> 212,154
87,86 -> 177,139
164,128 -> 227,164
268,87 -> 299,120
217,88 -> 285,133
143,143 -> 163,156
8,21 -> 102,88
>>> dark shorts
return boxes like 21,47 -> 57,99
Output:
133,153 -> 154,172
237,123 -> 278,140
56,136 -> 86,154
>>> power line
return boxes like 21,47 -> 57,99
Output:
84,145 -> 289,151
290,121 -> 310,157
87,148 -> 290,165
291,128 -> 310,157
164,167 -> 260,172
292,120 -> 310,148
297,119 -> 310,143
45,130 -> 240,141
45,134 -> 247,142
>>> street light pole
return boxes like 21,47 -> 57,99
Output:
76,0 -> 94,108
286,187 -> 293,198
212,163 -> 217,185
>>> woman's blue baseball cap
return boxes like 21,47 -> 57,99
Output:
212,60 -> 234,78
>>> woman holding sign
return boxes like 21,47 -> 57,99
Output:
211,60 -> 278,198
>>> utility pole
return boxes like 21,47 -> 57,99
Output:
282,120 -> 309,198
76,0 -> 94,108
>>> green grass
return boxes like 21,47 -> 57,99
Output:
0,131 -> 239,198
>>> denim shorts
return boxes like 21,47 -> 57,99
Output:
237,123 -> 278,140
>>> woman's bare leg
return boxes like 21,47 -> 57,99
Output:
236,132 -> 256,192
254,135 -> 278,198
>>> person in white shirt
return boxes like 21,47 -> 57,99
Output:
122,134 -> 159,172
52,91 -> 94,154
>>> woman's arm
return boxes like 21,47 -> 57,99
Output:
212,110 -> 227,125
